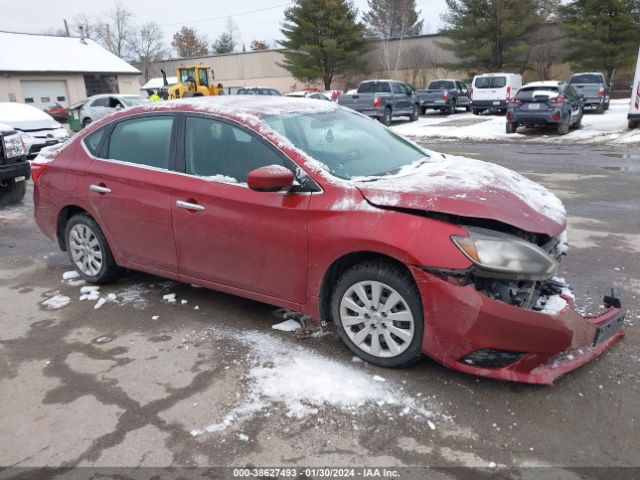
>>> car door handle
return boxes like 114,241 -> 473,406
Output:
176,200 -> 205,211
89,184 -> 111,194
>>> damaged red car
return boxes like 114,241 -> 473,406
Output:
32,97 -> 625,384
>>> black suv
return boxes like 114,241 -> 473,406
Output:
0,124 -> 30,206
506,81 -> 583,135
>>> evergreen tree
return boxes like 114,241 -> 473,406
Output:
212,18 -> 239,55
561,0 -> 640,83
441,0 -> 554,72
363,0 -> 424,39
280,0 -> 368,90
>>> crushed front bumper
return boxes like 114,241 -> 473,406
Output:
411,267 -> 625,385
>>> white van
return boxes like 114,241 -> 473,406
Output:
628,47 -> 640,129
470,73 -> 523,115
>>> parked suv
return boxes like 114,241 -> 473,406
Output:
506,81 -> 583,135
471,73 -> 523,114
0,122 -> 30,206
416,79 -> 471,114
569,72 -> 610,113
338,79 -> 420,125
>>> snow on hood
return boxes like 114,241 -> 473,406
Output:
354,152 -> 566,236
0,102 -> 60,131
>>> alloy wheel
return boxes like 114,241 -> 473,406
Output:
69,224 -> 103,276
339,280 -> 415,358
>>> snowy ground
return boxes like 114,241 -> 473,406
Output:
392,99 -> 640,145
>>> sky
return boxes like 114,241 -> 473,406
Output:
0,0 -> 449,55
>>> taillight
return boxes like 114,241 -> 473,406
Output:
373,97 -> 382,107
507,112 -> 513,121
551,96 -> 566,104
443,91 -> 449,100
598,87 -> 605,97
552,112 -> 560,121
30,161 -> 49,184
506,86 -> 511,101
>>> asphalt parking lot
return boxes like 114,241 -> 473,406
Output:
0,141 -> 639,477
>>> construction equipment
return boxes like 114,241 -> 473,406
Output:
161,66 -> 220,99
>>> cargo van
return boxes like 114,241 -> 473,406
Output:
470,73 -> 523,115
628,47 -> 640,129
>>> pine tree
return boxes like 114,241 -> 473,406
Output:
212,18 -> 238,55
363,0 -> 424,39
280,0 -> 369,90
441,0 -> 553,72
561,0 -> 640,83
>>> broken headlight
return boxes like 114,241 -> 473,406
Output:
451,227 -> 558,281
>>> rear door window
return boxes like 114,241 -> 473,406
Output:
570,74 -> 604,84
474,77 -> 507,89
106,115 -> 174,169
91,97 -> 109,107
428,81 -> 454,90
84,127 -> 107,156
516,87 -> 560,101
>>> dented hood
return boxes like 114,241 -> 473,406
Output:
354,153 -> 566,237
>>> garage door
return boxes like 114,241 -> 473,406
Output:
20,80 -> 69,110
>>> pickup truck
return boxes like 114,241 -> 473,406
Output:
0,122 -> 30,206
416,79 -> 471,114
337,80 -> 420,125
569,72 -> 610,113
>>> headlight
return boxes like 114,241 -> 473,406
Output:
451,227 -> 557,280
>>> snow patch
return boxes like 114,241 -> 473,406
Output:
271,319 -> 301,332
42,293 -> 71,310
62,271 -> 80,280
536,294 -> 568,315
162,293 -> 177,303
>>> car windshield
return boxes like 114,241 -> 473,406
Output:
570,74 -> 603,84
120,96 -> 148,106
474,76 -> 507,88
261,109 -> 428,180
357,82 -> 391,93
428,81 -> 454,90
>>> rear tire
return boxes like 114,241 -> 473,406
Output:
380,107 -> 392,126
331,261 -> 424,368
465,105 -> 471,112
629,119 -> 639,129
447,100 -> 456,115
506,122 -> 517,134
573,109 -> 583,129
596,103 -> 605,114
420,106 -> 427,115
65,214 -> 121,284
0,178 -> 26,207
472,108 -> 480,115
82,118 -> 92,128
604,101 -> 610,111
558,119 -> 570,135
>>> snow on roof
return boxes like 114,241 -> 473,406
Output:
0,122 -> 14,134
523,81 -> 564,88
0,31 -> 139,74
141,76 -> 178,89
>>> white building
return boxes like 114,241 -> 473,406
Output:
0,31 -> 140,110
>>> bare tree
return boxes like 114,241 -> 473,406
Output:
96,3 -> 135,59
129,22 -> 167,82
71,14 -> 100,39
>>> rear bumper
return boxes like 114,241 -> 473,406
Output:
582,97 -> 606,106
411,268 -> 624,385
0,161 -> 31,182
472,100 -> 507,109
628,113 -> 640,120
354,108 -> 384,119
420,100 -> 447,108
510,109 -> 565,126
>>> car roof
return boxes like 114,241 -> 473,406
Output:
473,73 -> 518,77
522,81 -> 564,88
570,72 -> 604,76
133,95 -> 338,119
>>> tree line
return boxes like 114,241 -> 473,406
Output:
47,0 -> 640,87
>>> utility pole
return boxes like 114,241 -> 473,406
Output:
106,24 -> 112,52
63,19 -> 70,37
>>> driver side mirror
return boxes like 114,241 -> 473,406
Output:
247,165 -> 294,192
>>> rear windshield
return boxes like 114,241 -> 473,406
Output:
570,74 -> 604,84
516,86 -> 560,100
428,81 -> 454,90
357,82 -> 391,93
474,76 -> 507,89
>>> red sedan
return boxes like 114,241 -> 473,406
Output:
32,97 -> 625,384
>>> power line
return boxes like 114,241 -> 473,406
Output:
138,2 -> 293,28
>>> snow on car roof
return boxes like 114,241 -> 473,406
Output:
522,81 -> 564,88
0,31 -> 139,74
0,122 -> 14,134
0,102 -> 56,122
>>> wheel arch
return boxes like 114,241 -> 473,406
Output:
318,250 -> 414,324
56,205 -> 91,251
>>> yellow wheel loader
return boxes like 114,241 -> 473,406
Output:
161,66 -> 221,99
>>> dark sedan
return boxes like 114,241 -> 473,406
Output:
506,81 -> 583,135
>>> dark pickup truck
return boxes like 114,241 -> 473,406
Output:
338,80 -> 420,125
569,72 -> 610,113
0,123 -> 30,206
416,79 -> 471,114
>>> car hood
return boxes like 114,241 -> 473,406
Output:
353,153 -> 566,237
0,102 -> 60,131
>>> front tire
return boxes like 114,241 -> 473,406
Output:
82,118 -> 92,128
0,178 -> 26,207
331,261 -> 424,368
65,214 -> 121,284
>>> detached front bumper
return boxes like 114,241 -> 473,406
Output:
411,268 -> 625,385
